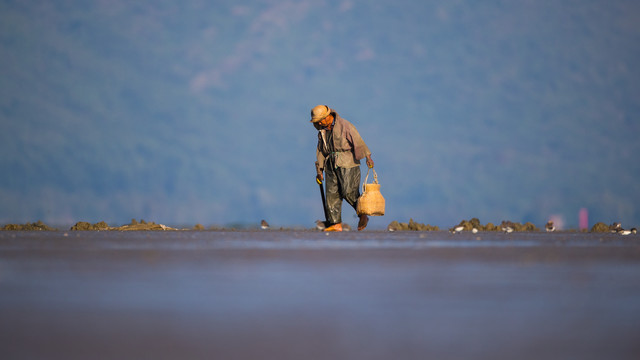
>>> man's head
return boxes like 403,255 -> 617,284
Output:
310,105 -> 334,129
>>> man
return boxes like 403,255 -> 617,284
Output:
310,104 -> 374,232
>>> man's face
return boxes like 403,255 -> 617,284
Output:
317,114 -> 334,129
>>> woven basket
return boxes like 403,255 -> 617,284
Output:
357,168 -> 385,216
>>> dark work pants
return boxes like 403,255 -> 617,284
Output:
325,165 -> 361,225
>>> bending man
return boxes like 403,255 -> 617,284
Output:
311,104 -> 374,232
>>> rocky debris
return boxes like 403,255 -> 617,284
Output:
70,221 -> 111,231
115,219 -> 176,231
500,220 -> 539,232
69,219 -> 176,231
448,218 -> 539,232
3,218 -> 636,233
588,222 -> 638,234
590,222 -> 610,233
445,219 -> 634,233
387,219 -> 439,231
387,218 -> 541,233
450,218 -> 484,232
1,221 -> 57,231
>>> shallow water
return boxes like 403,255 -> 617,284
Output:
1,231 -> 639,360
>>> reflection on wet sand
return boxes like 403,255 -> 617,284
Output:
1,231 -> 640,360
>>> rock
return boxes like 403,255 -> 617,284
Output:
2,221 -> 56,231
115,220 -> 176,231
69,219 -> 176,231
70,221 -> 111,231
590,222 -> 610,233
387,219 -> 438,231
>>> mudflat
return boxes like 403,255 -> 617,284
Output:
1,230 -> 639,360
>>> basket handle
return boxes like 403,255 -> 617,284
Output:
362,168 -> 378,193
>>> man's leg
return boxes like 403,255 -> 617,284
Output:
324,165 -> 342,227
339,166 -> 368,231
339,166 -> 361,210
357,214 -> 369,231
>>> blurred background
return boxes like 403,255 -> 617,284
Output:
1,0 -> 639,229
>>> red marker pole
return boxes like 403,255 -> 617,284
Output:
579,208 -> 588,231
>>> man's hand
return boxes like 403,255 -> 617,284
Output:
315,161 -> 324,183
366,155 -> 374,168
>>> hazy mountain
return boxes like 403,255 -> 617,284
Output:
1,0 -> 639,229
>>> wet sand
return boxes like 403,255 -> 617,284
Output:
1,230 -> 640,360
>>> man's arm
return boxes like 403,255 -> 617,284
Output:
365,154 -> 374,168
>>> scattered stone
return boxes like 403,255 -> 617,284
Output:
521,222 -> 539,232
387,219 -> 439,231
498,220 -> 539,232
450,219 -> 476,232
449,218 -> 492,232
70,221 -> 111,231
500,220 -> 515,233
2,221 -> 57,231
69,219 -> 176,231
590,222 -> 609,233
115,219 -> 176,231
4,218 -> 635,233
484,222 -> 499,231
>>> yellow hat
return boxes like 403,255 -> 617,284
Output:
310,105 -> 332,123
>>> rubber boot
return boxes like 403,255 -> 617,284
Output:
324,223 -> 343,232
